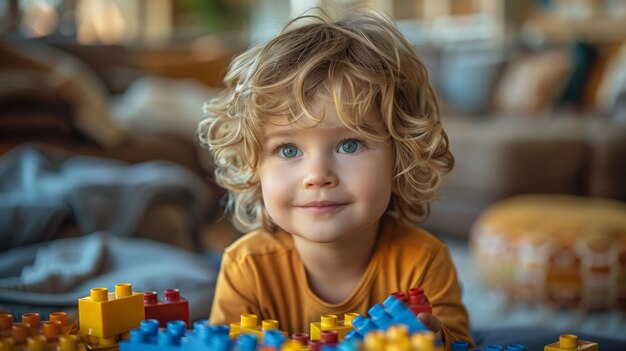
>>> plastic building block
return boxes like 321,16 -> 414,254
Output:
382,295 -> 428,334
22,312 -> 42,335
362,330 -> 385,351
81,333 -> 120,350
544,334 -> 598,351
263,329 -> 286,349
27,335 -> 47,351
2,311 -> 86,351
234,333 -> 258,350
10,324 -> 29,347
49,311 -> 78,335
390,288 -> 433,316
282,339 -> 309,351
368,304 -> 393,330
451,340 -> 469,351
43,320 -> 62,347
411,331 -> 442,351
350,314 -> 377,336
0,312 -> 83,351
120,320 -> 187,351
188,320 -> 232,351
78,283 -> 145,338
346,293 -> 428,344
121,319 -> 285,351
281,333 -> 311,351
59,335 -> 88,351
0,338 -> 14,351
0,314 -> 12,340
320,330 -> 339,346
506,344 -> 525,351
347,327 -> 441,351
308,339 -> 322,351
407,288 -> 433,316
144,289 -> 190,328
229,314 -> 286,342
310,313 -> 358,341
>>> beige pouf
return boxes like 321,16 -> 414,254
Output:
470,195 -> 626,311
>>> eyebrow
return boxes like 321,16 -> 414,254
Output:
265,126 -> 354,141
264,130 -> 295,140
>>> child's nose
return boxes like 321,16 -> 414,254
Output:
302,157 -> 338,189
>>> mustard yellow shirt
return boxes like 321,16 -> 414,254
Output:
209,216 -> 473,349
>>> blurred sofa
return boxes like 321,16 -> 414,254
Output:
420,41 -> 626,238
422,114 -> 626,237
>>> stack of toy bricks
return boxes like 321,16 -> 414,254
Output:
0,283 -> 193,351
78,283 -> 145,350
0,311 -> 82,351
6,283 -> 601,350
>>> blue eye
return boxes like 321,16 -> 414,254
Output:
338,139 -> 362,154
278,144 -> 301,158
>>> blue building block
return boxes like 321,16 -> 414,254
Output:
367,304 -> 392,330
382,295 -> 428,334
343,329 -> 363,344
263,329 -> 286,349
233,333 -> 257,351
183,320 -> 230,351
452,340 -> 469,351
350,315 -> 377,335
120,319 -> 236,351
120,319 -> 182,351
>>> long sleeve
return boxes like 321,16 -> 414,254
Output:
209,251 -> 261,325
420,244 -> 474,349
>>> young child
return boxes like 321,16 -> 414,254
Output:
198,8 -> 473,349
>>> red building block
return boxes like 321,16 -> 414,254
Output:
408,287 -> 432,315
143,289 -> 190,328
390,287 -> 433,316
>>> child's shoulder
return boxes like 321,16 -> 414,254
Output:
223,228 -> 293,262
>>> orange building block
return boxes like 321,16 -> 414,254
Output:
78,283 -> 144,338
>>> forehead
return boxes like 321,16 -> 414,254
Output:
263,99 -> 385,137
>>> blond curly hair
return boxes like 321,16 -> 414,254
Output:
197,8 -> 454,232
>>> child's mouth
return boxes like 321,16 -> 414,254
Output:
298,201 -> 347,214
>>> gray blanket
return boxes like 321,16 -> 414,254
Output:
0,232 -> 217,322
0,144 -> 213,251
0,144 -> 219,320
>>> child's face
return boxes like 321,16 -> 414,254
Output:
258,100 -> 394,243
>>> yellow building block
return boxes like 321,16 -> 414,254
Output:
229,314 -> 286,342
310,313 -> 358,341
78,283 -> 144,338
80,334 -> 119,351
545,334 -> 599,351
281,339 -> 310,351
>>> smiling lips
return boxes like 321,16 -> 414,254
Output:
298,201 -> 347,214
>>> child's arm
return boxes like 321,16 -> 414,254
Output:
420,244 -> 474,348
209,251 -> 261,325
